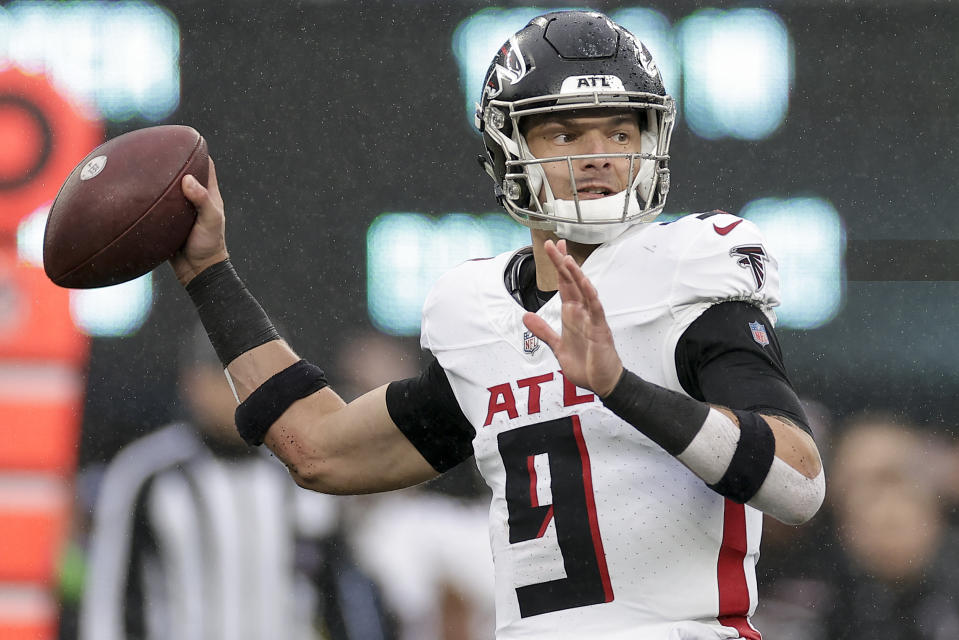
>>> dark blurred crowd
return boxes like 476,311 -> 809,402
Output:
754,405 -> 959,640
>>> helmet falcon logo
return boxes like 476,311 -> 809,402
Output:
637,46 -> 658,78
623,32 -> 660,79
484,36 -> 529,100
730,245 -> 768,289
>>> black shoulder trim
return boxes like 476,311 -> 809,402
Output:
386,358 -> 475,472
675,301 -> 811,436
695,210 -> 730,220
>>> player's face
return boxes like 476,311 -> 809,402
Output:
523,109 -> 644,202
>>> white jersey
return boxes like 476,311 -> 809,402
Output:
420,213 -> 780,640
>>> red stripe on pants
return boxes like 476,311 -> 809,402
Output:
716,499 -> 761,640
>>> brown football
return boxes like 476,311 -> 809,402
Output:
43,125 -> 208,288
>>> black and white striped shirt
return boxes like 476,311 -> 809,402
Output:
79,423 -> 392,640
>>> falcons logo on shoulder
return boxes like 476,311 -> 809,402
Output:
730,245 -> 768,289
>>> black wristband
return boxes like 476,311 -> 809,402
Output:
235,360 -> 330,446
185,259 -> 280,366
708,410 -> 776,503
601,369 -> 710,455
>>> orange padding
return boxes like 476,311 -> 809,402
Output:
0,618 -> 56,640
0,402 -> 81,475
0,478 -> 70,584
0,586 -> 57,640
0,247 -> 90,367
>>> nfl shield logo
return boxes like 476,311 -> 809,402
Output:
523,330 -> 540,355
748,321 -> 770,346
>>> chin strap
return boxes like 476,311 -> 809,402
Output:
547,188 -> 640,243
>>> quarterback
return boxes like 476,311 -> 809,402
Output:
172,11 -> 824,640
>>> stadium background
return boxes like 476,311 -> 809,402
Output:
83,0 -> 958,463
0,1 -> 957,637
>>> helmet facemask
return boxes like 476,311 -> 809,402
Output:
483,93 -> 676,244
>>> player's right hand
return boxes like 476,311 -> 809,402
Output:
172,157 -> 229,286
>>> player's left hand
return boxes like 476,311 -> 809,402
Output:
523,239 -> 624,398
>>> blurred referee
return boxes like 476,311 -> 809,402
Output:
78,327 -> 395,640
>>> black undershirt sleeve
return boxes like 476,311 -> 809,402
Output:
385,358 -> 475,473
675,301 -> 812,436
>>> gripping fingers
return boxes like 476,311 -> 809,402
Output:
182,158 -> 222,212
204,158 -> 223,208
171,157 -> 228,285
181,173 -> 205,202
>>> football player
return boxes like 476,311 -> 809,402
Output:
173,11 -> 824,640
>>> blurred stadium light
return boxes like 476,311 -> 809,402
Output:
1,0 -> 176,338
366,201 -> 845,336
68,273 -> 153,337
453,6 -> 791,141
367,213 -> 529,335
0,0 -> 179,122
740,197 -> 845,329
678,8 -> 792,140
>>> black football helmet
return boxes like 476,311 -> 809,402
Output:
476,11 -> 675,243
